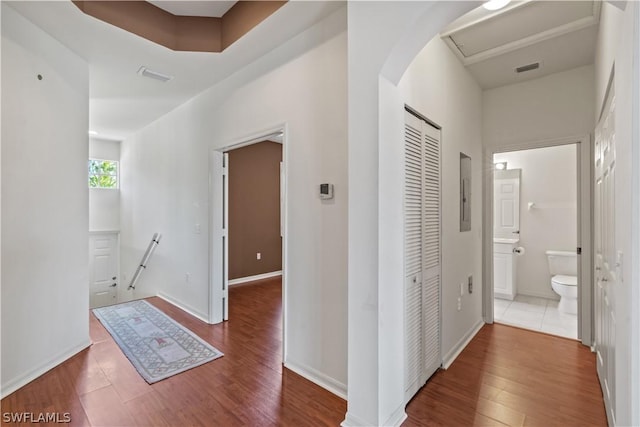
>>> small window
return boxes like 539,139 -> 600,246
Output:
88,159 -> 119,189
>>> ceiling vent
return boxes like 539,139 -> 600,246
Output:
515,62 -> 540,74
137,66 -> 173,82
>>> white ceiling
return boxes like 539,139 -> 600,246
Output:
147,1 -> 237,18
8,0 -> 600,140
441,1 -> 601,89
7,1 -> 344,141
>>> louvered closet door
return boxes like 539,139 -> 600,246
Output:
404,110 -> 441,403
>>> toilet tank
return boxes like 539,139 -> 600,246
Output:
546,250 -> 577,276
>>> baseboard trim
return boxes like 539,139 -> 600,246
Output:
494,292 -> 515,301
442,320 -> 485,369
516,290 -> 559,300
1,339 -> 91,399
284,359 -> 347,400
342,412 -> 370,427
342,406 -> 406,427
229,270 -> 282,286
383,405 -> 408,427
156,292 -> 209,323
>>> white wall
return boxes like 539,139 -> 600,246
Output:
120,8 -> 347,393
595,2 -> 640,426
89,138 -> 120,231
346,2 -> 478,425
483,65 -> 595,148
495,145 -> 577,299
399,36 -> 484,363
1,4 -> 90,397
595,2 -> 624,122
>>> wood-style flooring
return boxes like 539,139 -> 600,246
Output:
1,278 -> 606,426
404,324 -> 607,426
1,278 -> 345,426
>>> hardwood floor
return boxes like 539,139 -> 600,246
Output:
404,324 -> 607,427
1,278 -> 346,426
2,279 -> 606,426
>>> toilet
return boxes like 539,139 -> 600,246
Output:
546,250 -> 578,314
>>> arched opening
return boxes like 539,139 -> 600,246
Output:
345,2 -> 480,426
345,1 -> 634,425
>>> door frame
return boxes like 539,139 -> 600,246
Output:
208,124 -> 288,362
482,134 -> 593,346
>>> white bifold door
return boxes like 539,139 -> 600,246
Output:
404,110 -> 441,403
594,84 -> 616,426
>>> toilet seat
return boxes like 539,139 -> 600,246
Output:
552,275 -> 577,286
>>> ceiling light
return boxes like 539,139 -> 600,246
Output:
483,0 -> 511,11
89,130 -> 98,136
494,161 -> 508,170
137,66 -> 173,83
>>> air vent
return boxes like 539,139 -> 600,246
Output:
515,62 -> 540,73
137,66 -> 173,82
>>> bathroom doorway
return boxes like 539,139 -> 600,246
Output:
484,137 -> 592,344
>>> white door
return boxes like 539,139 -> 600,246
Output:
89,233 -> 118,308
493,172 -> 520,239
594,85 -> 616,426
404,110 -> 441,403
210,151 -> 229,324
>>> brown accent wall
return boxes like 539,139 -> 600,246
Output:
228,141 -> 282,280
221,1 -> 287,50
72,1 -> 286,53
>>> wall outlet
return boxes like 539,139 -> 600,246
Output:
460,282 -> 464,296
468,275 -> 473,294
194,223 -> 201,234
457,297 -> 461,311
256,252 -> 261,260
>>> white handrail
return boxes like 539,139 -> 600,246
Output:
128,233 -> 162,290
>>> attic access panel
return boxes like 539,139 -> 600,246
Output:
447,1 -> 596,58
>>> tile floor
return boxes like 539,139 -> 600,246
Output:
494,294 -> 577,339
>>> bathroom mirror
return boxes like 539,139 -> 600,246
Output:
460,153 -> 471,231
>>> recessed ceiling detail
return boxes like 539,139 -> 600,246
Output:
440,1 -> 601,89
148,1 -> 236,18
448,1 -> 597,58
72,1 -> 286,53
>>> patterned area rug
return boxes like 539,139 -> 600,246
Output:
92,300 -> 223,383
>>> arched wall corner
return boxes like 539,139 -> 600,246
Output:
346,2 -> 484,425
380,1 -> 480,85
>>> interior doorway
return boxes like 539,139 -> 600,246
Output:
226,140 -> 283,287
484,136 -> 592,345
209,127 -> 287,357
492,144 -> 578,339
